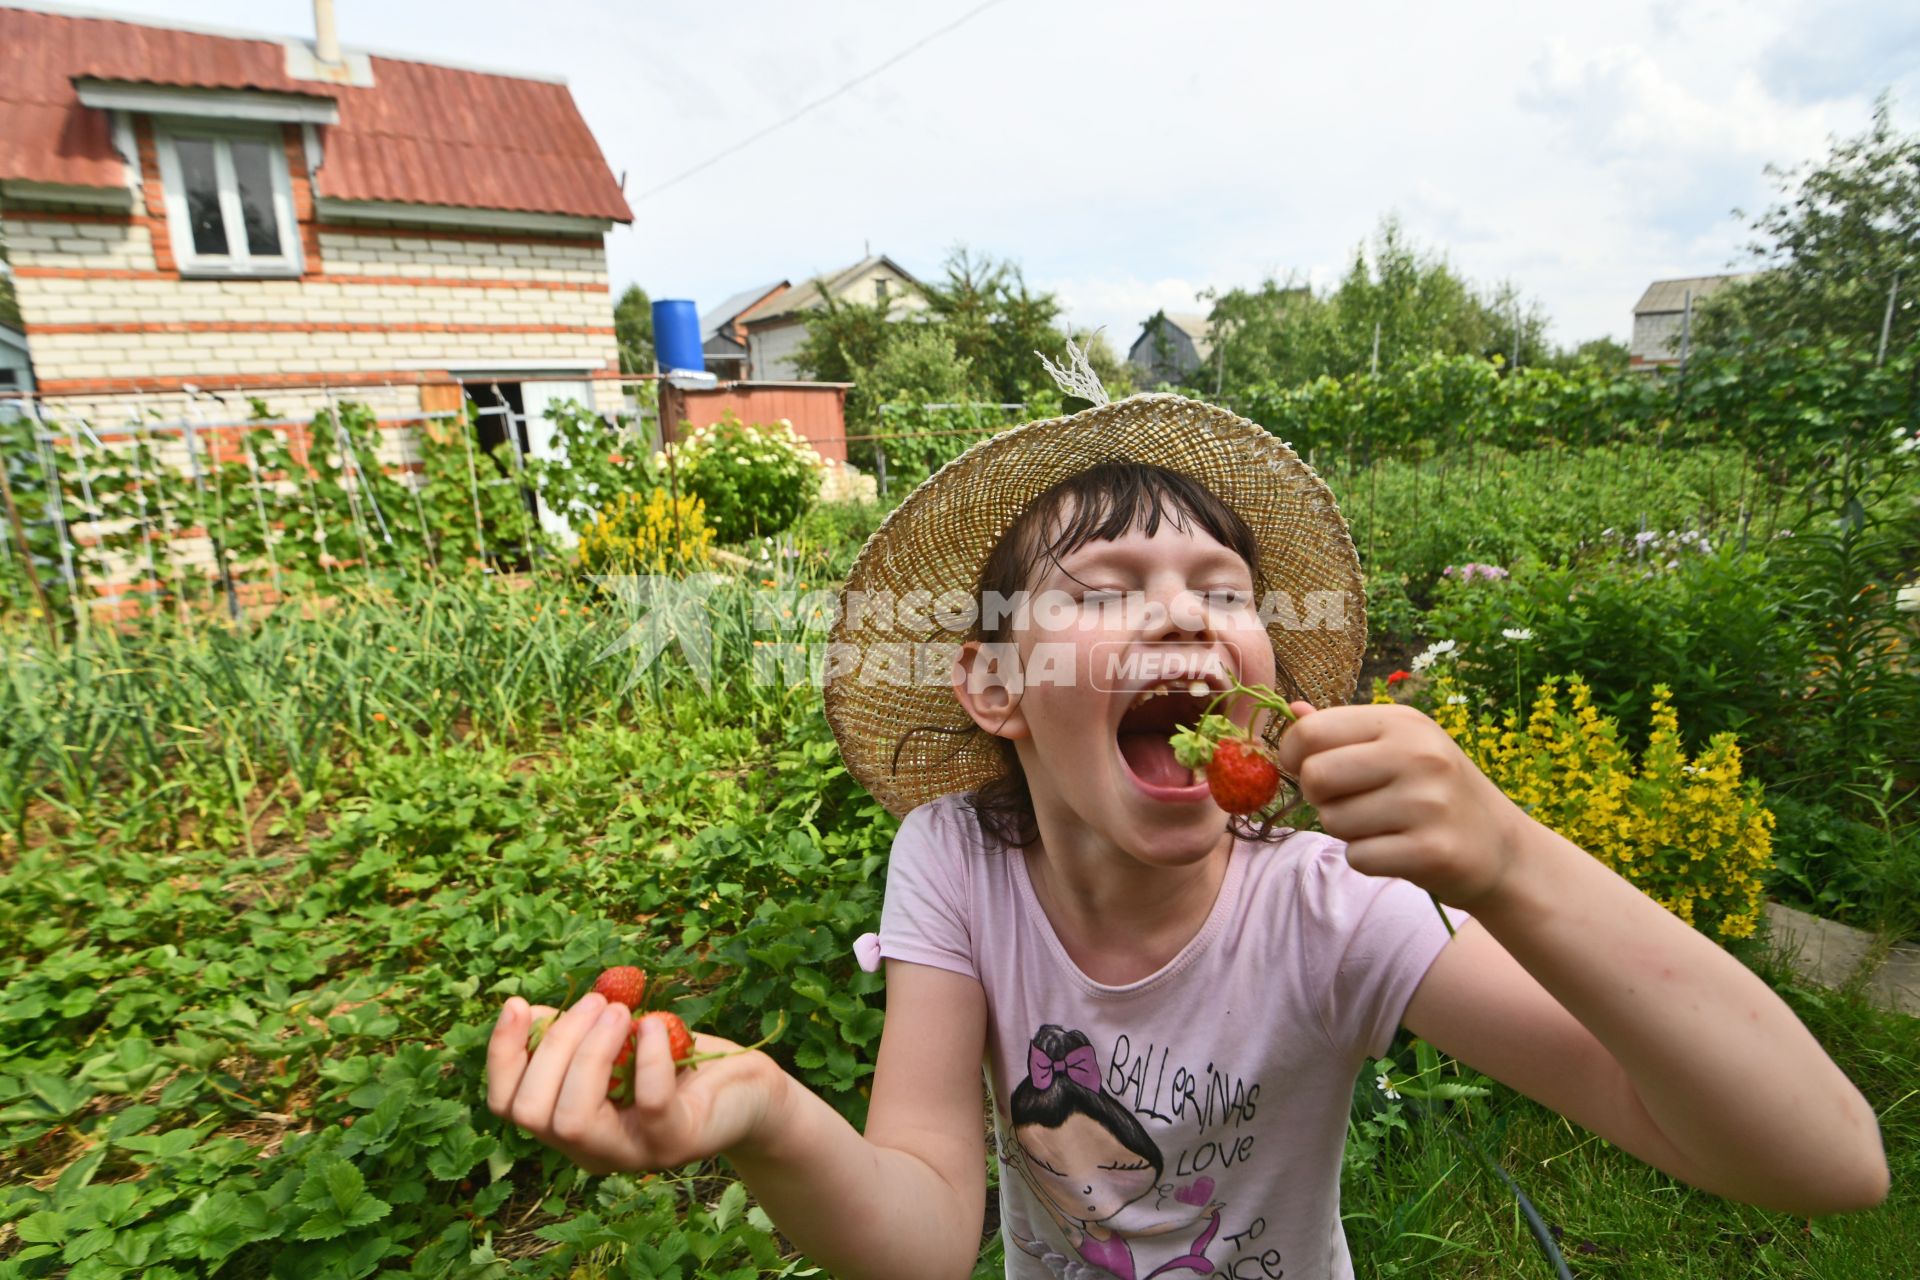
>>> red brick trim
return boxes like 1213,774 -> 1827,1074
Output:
30,321 -> 615,335
14,266 -> 610,293
37,370 -> 447,395
133,117 -> 177,274
284,124 -> 324,277
76,416 -> 443,446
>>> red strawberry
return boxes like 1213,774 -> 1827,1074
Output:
1206,738 -> 1281,815
607,1013 -> 644,1103
606,1012 -> 696,1104
591,965 -> 646,1010
641,1011 -> 696,1066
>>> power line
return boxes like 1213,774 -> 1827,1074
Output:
632,0 -> 1005,204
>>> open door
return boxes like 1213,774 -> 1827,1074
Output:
520,379 -> 594,546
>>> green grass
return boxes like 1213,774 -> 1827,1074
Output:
1343,948 -> 1917,1278
0,562 -> 1912,1277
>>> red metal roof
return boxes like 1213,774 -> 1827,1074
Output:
0,7 -> 633,223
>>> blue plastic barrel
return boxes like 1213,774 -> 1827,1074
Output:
651,299 -> 703,373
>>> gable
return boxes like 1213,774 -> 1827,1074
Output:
0,6 -> 632,222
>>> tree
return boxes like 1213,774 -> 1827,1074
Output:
916,247 -> 1069,403
791,291 -> 902,426
1203,217 -> 1551,394
613,283 -> 654,374
1544,336 -> 1631,374
1203,275 -> 1328,391
1697,97 -> 1919,354
868,324 -> 975,407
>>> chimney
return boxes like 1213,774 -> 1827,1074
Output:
313,0 -> 342,66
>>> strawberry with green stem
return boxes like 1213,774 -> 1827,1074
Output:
605,1011 -> 789,1105
1168,679 -> 1301,815
1172,680 -> 1458,938
525,964 -> 790,1104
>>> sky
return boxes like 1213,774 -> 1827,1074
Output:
45,0 -> 1920,351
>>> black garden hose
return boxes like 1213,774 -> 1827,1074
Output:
1425,893 -> 1575,1277
1465,1128 -> 1576,1280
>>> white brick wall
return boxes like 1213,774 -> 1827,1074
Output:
6,210 -> 620,415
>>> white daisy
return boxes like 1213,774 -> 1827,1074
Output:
1408,638 -> 1459,673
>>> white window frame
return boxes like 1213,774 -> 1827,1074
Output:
154,123 -> 302,279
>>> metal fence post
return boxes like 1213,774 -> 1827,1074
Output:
30,402 -> 87,631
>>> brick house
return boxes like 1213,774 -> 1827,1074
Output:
0,3 -> 634,435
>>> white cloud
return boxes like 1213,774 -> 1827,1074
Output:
1045,275 -> 1212,342
63,0 -> 1920,350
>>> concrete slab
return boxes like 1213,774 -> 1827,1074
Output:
1868,945 -> 1920,1017
1765,902 -> 1920,1019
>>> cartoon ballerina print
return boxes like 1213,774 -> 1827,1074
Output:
1007,1025 -> 1223,1280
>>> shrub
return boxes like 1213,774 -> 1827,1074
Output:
1333,441 -> 1774,593
1418,672 -> 1774,939
522,399 -> 659,528
1418,545 -> 1807,761
669,416 -> 823,542
790,498 -> 890,578
576,487 -> 714,575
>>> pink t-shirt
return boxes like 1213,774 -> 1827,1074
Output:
878,791 -> 1465,1280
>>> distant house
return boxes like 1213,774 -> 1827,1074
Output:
740,255 -> 924,381
0,4 -> 633,431
700,281 -> 787,381
1629,275 -> 1745,369
0,322 -> 31,397
1128,311 -> 1214,384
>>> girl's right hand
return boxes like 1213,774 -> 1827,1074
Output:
486,993 -> 786,1176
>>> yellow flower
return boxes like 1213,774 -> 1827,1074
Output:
1429,671 -> 1772,941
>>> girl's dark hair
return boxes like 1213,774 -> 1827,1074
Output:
905,460 -> 1302,849
1010,1025 -> 1162,1177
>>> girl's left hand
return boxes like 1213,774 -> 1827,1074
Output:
1272,700 -> 1529,909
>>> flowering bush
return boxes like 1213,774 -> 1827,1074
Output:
669,415 -> 823,542
1422,549 -> 1806,757
576,487 -> 714,575
1410,672 -> 1775,939
817,458 -> 879,504
1441,562 -> 1509,582
1588,525 -> 1717,572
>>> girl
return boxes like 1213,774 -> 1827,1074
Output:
487,373 -> 1887,1280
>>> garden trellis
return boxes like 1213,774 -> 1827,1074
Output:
0,377 -> 657,625
870,400 -> 1028,497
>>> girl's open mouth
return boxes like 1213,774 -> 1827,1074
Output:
1115,682 -> 1214,802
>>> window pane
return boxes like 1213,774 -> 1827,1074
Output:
175,138 -> 228,256
227,140 -> 284,257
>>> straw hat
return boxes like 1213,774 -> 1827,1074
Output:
822,360 -> 1366,819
